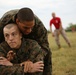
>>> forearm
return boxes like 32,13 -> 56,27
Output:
0,65 -> 24,75
0,56 -> 24,75
59,23 -> 63,31
29,49 -> 45,75
36,30 -> 52,75
43,51 -> 52,75
50,26 -> 53,33
35,42 -> 52,75
38,29 -> 50,54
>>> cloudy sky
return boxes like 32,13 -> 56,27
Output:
0,0 -> 76,30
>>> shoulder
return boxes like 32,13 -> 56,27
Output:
22,38 -> 41,53
0,9 -> 19,22
32,15 -> 47,35
34,15 -> 46,28
0,41 -> 7,46
25,39 -> 39,45
25,39 -> 42,50
0,41 -> 9,48
23,38 -> 41,49
56,17 -> 61,20
34,15 -> 41,22
1,9 -> 19,18
50,18 -> 53,22
0,41 -> 10,53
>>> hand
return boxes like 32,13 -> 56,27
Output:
0,57 -> 13,66
21,61 -> 44,73
52,33 -> 55,37
28,61 -> 44,73
20,60 -> 33,73
7,50 -> 16,61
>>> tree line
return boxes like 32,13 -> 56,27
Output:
65,23 -> 76,32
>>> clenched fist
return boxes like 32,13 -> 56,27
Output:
7,50 -> 16,61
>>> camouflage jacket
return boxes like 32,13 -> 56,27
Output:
0,9 -> 52,75
0,38 -> 44,75
0,9 -> 49,53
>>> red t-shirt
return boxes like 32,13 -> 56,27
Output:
50,17 -> 61,29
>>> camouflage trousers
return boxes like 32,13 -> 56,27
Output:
54,29 -> 71,48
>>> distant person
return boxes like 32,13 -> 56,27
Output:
50,12 -> 71,48
0,23 -> 44,75
0,7 -> 52,75
71,27 -> 75,32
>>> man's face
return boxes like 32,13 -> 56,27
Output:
16,19 -> 35,35
3,25 -> 22,49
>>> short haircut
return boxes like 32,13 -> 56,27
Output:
4,23 -> 21,33
4,23 -> 17,29
17,7 -> 34,22
52,12 -> 55,15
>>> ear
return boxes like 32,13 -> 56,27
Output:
16,19 -> 19,25
3,29 -> 6,41
4,36 -> 7,42
5,39 -> 7,42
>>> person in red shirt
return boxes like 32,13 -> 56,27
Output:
50,12 -> 71,48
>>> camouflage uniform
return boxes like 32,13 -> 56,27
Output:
0,38 -> 44,75
0,9 -> 52,75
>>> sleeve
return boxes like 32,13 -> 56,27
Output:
58,17 -> 61,23
0,12 -> 12,43
29,40 -> 44,62
50,20 -> 52,26
0,9 -> 18,43
26,40 -> 44,75
0,44 -> 24,75
34,15 -> 50,54
34,16 -> 52,75
0,65 -> 24,75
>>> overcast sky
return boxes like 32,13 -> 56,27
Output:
0,0 -> 76,30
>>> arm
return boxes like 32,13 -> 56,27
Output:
35,15 -> 50,54
0,9 -> 18,43
21,39 -> 45,75
59,18 -> 63,31
0,50 -> 44,74
6,50 -> 44,73
25,39 -> 51,75
50,25 -> 55,37
50,20 -> 54,37
0,42 -> 44,74
34,16 -> 52,75
50,25 -> 52,33
0,49 -> 24,75
50,20 -> 53,33
0,57 -> 24,75
0,64 -> 24,75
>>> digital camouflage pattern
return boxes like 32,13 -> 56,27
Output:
0,9 -> 52,75
0,39 -> 44,75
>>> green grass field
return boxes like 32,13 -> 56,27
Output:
48,32 -> 76,75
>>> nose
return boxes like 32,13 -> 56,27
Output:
26,28 -> 32,33
9,35 -> 14,41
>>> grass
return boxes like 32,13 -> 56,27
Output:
48,32 -> 76,75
